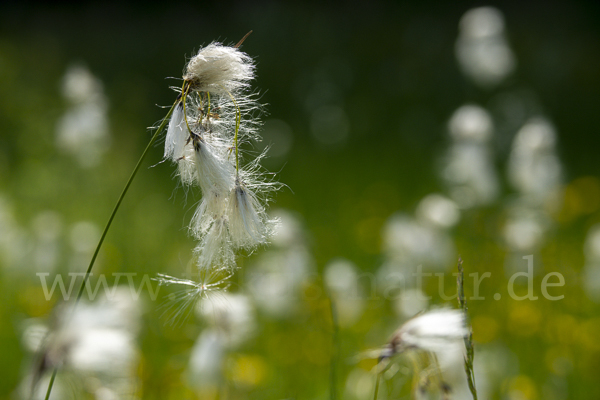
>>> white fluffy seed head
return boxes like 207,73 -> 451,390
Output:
227,180 -> 268,249
193,137 -> 235,194
163,42 -> 282,275
387,309 -> 467,355
164,102 -> 188,161
194,218 -> 235,271
183,43 -> 254,94
190,190 -> 228,239
176,143 -> 198,186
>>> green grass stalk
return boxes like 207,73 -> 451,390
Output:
41,102 -> 177,400
457,257 -> 478,400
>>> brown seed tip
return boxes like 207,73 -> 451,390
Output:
235,31 -> 253,48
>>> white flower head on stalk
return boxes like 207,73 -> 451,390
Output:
183,42 -> 255,95
227,157 -> 281,249
227,179 -> 266,248
194,217 -> 236,271
161,34 -> 281,294
380,309 -> 467,359
192,135 -> 236,195
374,309 -> 468,398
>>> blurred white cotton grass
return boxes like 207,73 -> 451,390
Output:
443,104 -> 499,208
503,117 -> 563,273
582,224 -> 600,302
187,329 -> 224,390
507,117 -> 562,210
187,293 -> 256,391
382,213 -> 455,275
196,292 -> 256,348
21,288 -> 141,399
380,309 -> 467,358
455,7 -> 516,88
324,258 -> 365,327
56,64 -> 110,168
247,209 -> 314,317
374,309 -> 468,398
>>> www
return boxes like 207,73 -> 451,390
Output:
36,273 -> 160,301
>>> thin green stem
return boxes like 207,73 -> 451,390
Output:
206,91 -> 211,121
42,369 -> 57,400
373,371 -> 381,400
457,258 -> 478,400
42,100 -> 177,400
327,291 -> 339,400
75,101 -> 176,302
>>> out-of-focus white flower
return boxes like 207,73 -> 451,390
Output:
188,329 -> 224,387
415,194 -> 460,229
508,117 -> 562,209
584,225 -> 600,261
24,288 -> 141,399
269,209 -> 304,248
56,64 -> 110,168
455,7 -> 516,87
247,209 -> 314,317
448,104 -> 493,143
503,117 -> 562,265
371,309 -> 468,398
393,288 -> 429,319
503,206 -> 549,253
43,289 -> 140,371
197,292 -> 255,348
383,214 -> 455,273
443,105 -> 498,208
444,143 -> 499,208
380,309 -> 467,358
250,248 -> 314,316
324,258 -> 365,327
583,225 -> 600,302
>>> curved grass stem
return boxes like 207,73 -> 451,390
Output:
327,290 -> 339,400
42,101 -> 177,400
373,371 -> 382,400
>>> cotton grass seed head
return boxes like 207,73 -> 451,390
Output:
227,177 -> 274,249
381,308 -> 467,360
183,43 -> 255,94
164,102 -> 187,162
159,37 -> 282,309
192,135 -> 236,195
194,217 -> 236,272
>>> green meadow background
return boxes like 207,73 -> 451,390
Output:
1,1 -> 600,399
